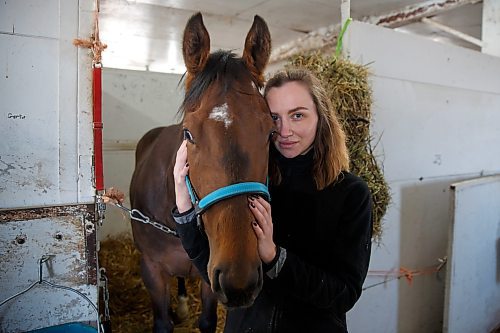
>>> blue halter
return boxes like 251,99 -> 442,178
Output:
185,175 -> 270,217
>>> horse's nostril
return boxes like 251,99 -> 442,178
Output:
212,268 -> 222,293
211,265 -> 263,308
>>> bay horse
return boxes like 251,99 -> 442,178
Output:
129,12 -> 273,333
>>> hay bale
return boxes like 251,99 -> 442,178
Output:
99,236 -> 226,332
288,52 -> 390,241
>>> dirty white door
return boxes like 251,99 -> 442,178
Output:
444,175 -> 500,333
0,0 -> 99,331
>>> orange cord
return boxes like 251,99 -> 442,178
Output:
73,0 -> 107,65
365,257 -> 447,289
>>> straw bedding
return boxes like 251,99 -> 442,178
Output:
99,236 -> 226,333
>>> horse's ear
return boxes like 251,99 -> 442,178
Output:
242,15 -> 271,87
182,13 -> 210,78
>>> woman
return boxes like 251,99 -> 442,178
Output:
173,68 -> 373,332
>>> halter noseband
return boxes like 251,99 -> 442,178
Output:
185,175 -> 270,217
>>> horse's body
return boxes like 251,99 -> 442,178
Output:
129,13 -> 273,333
130,124 -> 216,331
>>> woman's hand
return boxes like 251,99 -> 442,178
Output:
174,140 -> 192,213
249,196 -> 277,264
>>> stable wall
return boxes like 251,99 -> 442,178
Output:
100,68 -> 183,238
0,0 -> 99,331
100,21 -> 500,332
344,21 -> 500,333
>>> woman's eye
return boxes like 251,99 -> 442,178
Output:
183,128 -> 195,143
292,113 -> 303,120
271,114 -> 279,122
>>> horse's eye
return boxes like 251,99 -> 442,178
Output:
183,128 -> 195,143
269,130 -> 277,141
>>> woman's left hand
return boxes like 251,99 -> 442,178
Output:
248,196 -> 277,264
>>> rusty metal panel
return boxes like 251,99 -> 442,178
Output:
0,205 -> 98,332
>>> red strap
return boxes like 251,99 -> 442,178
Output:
93,66 -> 104,191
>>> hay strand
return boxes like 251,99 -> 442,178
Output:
99,236 -> 226,332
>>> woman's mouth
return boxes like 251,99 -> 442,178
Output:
278,141 -> 296,149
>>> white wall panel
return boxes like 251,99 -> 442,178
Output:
349,175 -> 477,333
76,1 -> 95,203
444,175 -> 500,333
0,0 -> 93,208
59,0 -> 80,202
344,21 -> 500,333
369,78 -> 500,182
103,68 -> 182,143
100,68 -> 183,238
346,21 -> 500,95
0,35 -> 60,207
0,0 -> 59,38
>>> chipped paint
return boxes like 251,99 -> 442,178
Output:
0,205 -> 98,330
0,204 -> 92,222
0,157 -> 16,177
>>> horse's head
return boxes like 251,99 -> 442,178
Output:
180,13 -> 273,307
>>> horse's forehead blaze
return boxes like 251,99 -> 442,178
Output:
208,102 -> 232,129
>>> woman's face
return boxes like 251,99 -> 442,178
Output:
266,81 -> 319,159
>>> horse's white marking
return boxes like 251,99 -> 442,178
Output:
209,103 -> 232,129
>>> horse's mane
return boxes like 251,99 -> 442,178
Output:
179,50 -> 257,116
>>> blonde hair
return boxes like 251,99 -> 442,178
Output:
264,68 -> 350,190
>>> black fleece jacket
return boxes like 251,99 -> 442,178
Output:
173,149 -> 373,333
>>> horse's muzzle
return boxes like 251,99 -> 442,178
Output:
212,263 -> 263,308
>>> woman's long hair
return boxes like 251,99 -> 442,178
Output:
264,68 -> 349,190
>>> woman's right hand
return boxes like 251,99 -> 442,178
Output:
173,140 -> 192,213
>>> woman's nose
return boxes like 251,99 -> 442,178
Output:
278,119 -> 293,137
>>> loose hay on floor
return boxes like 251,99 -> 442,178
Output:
99,236 -> 226,333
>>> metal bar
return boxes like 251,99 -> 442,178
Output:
421,17 -> 484,47
341,0 -> 351,28
340,0 -> 351,58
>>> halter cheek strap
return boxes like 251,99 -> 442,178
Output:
185,175 -> 270,216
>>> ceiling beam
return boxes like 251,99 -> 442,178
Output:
364,0 -> 482,28
270,0 -> 482,63
421,17 -> 484,47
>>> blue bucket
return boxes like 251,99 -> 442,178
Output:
30,323 -> 98,333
